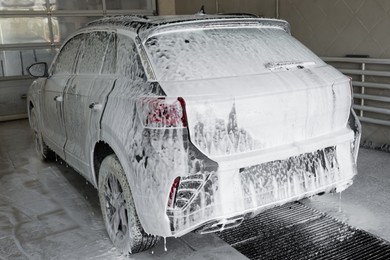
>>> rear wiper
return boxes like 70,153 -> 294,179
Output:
265,61 -> 315,71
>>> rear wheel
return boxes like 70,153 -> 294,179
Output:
98,154 -> 159,253
29,107 -> 54,160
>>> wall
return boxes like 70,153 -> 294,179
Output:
171,0 -> 390,59
278,0 -> 390,146
279,0 -> 390,58
157,0 -> 176,15
174,0 -> 277,18
0,78 -> 33,121
163,0 -> 390,146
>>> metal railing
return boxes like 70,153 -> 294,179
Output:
322,57 -> 390,127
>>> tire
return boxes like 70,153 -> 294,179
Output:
98,154 -> 159,254
29,107 -> 54,160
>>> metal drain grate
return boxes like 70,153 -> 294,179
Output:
217,202 -> 390,260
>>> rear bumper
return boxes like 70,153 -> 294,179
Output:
167,128 -> 358,237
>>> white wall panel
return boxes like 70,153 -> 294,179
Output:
280,0 -> 390,59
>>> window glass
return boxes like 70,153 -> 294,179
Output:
53,34 -> 84,75
0,48 -> 56,77
78,31 -> 111,74
101,33 -> 117,74
0,17 -> 51,44
144,27 -> 325,81
106,0 -> 151,10
49,0 -> 102,11
0,0 -> 45,11
117,34 -> 146,80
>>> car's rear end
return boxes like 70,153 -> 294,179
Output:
138,17 -> 360,237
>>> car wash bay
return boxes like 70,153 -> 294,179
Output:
2,0 -> 390,259
1,119 -> 390,259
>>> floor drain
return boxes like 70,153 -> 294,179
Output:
217,202 -> 390,259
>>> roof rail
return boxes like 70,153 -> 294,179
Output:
216,13 -> 258,18
86,14 -> 149,27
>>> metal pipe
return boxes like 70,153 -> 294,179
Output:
0,43 -> 60,51
102,0 -> 107,16
0,60 -> 4,77
339,69 -> 390,77
352,81 -> 390,90
358,117 -> 390,127
33,49 -> 37,63
354,93 -> 390,103
19,51 -> 24,76
353,105 -> 390,115
322,56 -> 390,65
47,16 -> 55,45
360,63 -> 365,117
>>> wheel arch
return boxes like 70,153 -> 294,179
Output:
27,100 -> 34,123
92,140 -> 114,187
90,133 -> 133,189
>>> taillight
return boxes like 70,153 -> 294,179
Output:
137,97 -> 187,128
167,177 -> 181,209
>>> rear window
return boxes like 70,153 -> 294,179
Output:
144,27 -> 324,81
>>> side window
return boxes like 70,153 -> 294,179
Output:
101,33 -> 117,74
78,31 -> 111,74
117,34 -> 146,80
53,34 -> 84,75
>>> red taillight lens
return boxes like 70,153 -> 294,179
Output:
167,177 -> 181,209
137,97 -> 187,128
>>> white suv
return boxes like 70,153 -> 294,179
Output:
27,15 -> 361,254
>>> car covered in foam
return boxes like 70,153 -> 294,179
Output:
27,14 -> 361,254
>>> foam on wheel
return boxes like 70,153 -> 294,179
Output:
98,154 -> 159,254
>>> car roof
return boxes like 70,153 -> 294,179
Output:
86,14 -> 290,40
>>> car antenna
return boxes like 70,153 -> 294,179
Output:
196,5 -> 205,15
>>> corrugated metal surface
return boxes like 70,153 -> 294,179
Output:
217,202 -> 390,259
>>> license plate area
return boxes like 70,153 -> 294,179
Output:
239,146 -> 340,206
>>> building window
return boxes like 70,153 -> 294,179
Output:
0,0 -> 155,77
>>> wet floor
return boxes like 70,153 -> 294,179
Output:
1,119 -> 389,259
302,148 -> 390,242
0,120 -> 245,260
218,202 -> 390,259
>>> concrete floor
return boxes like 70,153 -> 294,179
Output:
302,147 -> 390,242
0,119 -> 389,259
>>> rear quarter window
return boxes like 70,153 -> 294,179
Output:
117,34 -> 146,80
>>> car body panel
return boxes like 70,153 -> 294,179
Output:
27,15 -> 361,239
63,75 -> 116,178
40,75 -> 68,158
160,65 -> 351,158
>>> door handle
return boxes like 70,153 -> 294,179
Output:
54,95 -> 63,102
89,102 -> 103,110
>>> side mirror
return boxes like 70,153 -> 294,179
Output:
27,62 -> 48,78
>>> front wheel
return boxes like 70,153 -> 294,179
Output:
98,154 -> 159,254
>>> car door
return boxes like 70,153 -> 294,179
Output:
40,34 -> 85,159
63,31 -> 117,178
